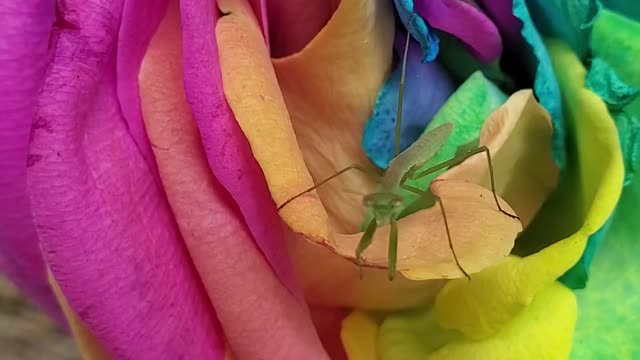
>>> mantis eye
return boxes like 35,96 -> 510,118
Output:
362,194 -> 376,207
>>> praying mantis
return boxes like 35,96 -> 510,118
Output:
278,33 -> 519,280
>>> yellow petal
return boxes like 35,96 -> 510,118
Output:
434,39 -> 624,340
341,311 -> 380,360
217,0 -> 330,242
439,90 -> 559,227
431,283 -> 577,360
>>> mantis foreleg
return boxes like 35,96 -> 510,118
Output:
404,145 -> 519,220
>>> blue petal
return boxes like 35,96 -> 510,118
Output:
362,36 -> 455,169
393,0 -> 440,62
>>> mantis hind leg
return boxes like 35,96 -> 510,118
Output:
400,183 -> 471,279
407,145 -> 519,220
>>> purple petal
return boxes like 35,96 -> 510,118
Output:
0,0 -> 65,326
27,1 -> 224,358
414,0 -> 503,63
475,0 -> 524,46
178,0 -> 301,298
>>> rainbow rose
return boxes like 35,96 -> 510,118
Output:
1,0 -> 637,359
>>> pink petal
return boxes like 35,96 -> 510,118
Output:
415,0 -> 503,62
0,0 -> 64,325
140,4 -> 328,358
27,1 -> 224,358
178,0 -> 300,296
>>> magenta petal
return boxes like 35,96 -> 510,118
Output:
476,0 -> 524,46
116,0 -> 169,178
178,0 -> 300,298
27,1 -> 224,358
0,0 -> 65,325
414,0 -> 503,63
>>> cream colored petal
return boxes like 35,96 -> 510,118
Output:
332,180 -> 521,279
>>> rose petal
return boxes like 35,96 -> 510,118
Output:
0,0 -> 63,325
179,0 -> 299,296
434,39 -> 624,340
140,4 -> 329,359
439,90 -> 559,227
217,0 -> 330,243
267,0 -> 338,57
414,0 -> 503,63
27,1 -> 224,357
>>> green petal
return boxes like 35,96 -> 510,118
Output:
571,179 -> 640,359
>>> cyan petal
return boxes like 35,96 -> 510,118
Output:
362,36 -> 455,169
586,58 -> 639,111
526,0 -> 600,59
513,0 -> 567,168
600,0 -> 640,21
393,0 -> 440,62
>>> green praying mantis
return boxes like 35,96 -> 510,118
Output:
278,33 -> 519,280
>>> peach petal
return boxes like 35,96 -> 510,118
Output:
439,90 -> 559,227
272,0 -> 394,234
140,4 -> 328,359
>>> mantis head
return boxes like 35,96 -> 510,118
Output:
363,191 -> 404,223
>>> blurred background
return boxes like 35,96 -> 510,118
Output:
0,276 -> 78,360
